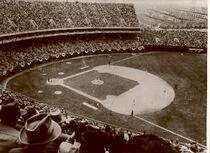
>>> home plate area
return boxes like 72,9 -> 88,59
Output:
48,65 -> 175,115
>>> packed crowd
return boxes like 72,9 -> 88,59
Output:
0,0 -> 139,34
140,29 -> 207,48
0,34 -> 144,79
163,8 -> 207,29
0,1 -> 207,152
0,32 -> 207,152
0,89 -> 206,153
0,0 -> 208,34
147,8 -> 207,29
0,28 -> 207,80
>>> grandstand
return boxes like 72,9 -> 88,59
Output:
0,0 -> 139,34
0,0 -> 207,153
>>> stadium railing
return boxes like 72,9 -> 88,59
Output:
0,27 -> 207,49
0,27 -> 141,44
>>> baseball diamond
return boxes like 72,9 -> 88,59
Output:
6,52 -> 206,145
0,0 -> 207,152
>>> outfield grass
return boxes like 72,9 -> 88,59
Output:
7,52 -> 207,145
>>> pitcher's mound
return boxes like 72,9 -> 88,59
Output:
91,79 -> 104,85
94,65 -> 175,115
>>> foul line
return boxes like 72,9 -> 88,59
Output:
60,54 -> 140,106
112,54 -> 206,148
62,69 -> 93,80
111,54 -> 139,65
134,115 -> 206,148
61,84 -> 104,104
3,53 -> 206,148
62,54 -> 139,80
61,54 -> 206,148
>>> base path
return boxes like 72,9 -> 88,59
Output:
48,65 -> 175,115
95,65 -> 175,115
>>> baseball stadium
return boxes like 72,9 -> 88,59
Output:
0,0 -> 207,153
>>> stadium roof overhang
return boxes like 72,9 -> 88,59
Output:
0,27 -> 141,44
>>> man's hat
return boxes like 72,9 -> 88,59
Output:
50,107 -> 63,123
19,113 -> 61,145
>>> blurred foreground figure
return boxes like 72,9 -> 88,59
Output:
0,100 -> 21,153
127,134 -> 180,153
10,113 -> 71,153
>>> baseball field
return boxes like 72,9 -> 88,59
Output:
6,52 -> 207,146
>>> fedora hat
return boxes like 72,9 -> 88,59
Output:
50,107 -> 63,123
19,113 -> 61,145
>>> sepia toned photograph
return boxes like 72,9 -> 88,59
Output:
0,0 -> 207,153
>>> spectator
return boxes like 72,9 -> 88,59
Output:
0,100 -> 22,153
127,134 -> 179,153
9,113 -> 69,153
0,89 -> 206,153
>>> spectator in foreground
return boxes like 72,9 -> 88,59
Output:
9,113 -> 71,153
127,134 -> 180,153
0,100 -> 22,153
